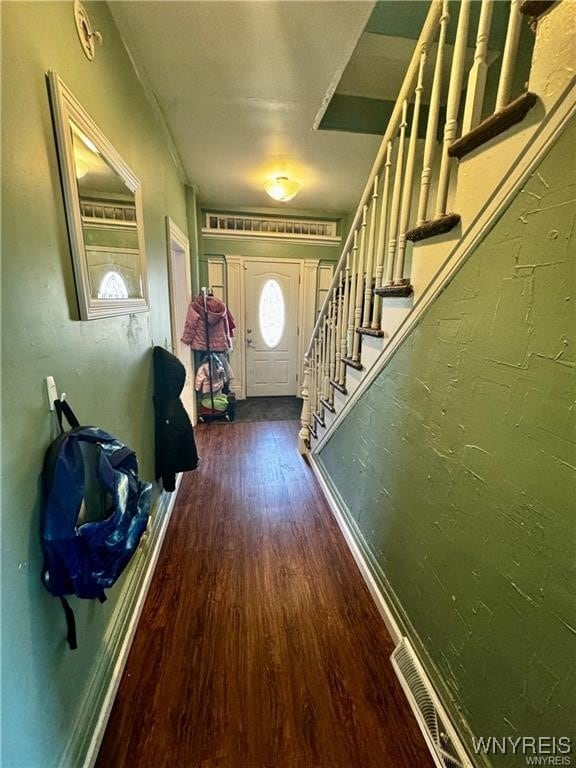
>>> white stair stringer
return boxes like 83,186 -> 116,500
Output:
312,75 -> 576,454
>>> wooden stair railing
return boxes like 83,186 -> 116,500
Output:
300,0 -> 542,450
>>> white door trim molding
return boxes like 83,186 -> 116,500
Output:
206,257 -> 226,301
165,217 -> 196,425
203,230 -> 341,248
299,259 -> 320,386
225,255 -> 246,399
166,217 -> 191,350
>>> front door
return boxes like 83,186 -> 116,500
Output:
244,261 -> 300,397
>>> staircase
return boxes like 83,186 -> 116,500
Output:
299,0 -> 575,455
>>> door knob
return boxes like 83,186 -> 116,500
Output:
247,337 -> 253,345
247,328 -> 252,333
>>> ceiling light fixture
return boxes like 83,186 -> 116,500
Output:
264,176 -> 300,203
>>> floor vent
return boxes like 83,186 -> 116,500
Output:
391,638 -> 473,768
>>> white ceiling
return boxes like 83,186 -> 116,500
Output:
110,1 -> 382,214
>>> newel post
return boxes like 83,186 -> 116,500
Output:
298,357 -> 311,454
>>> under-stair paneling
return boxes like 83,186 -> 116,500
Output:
316,116 -> 575,767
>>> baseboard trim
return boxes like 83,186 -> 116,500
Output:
59,475 -> 182,768
308,454 -> 402,645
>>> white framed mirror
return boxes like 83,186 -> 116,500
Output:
47,71 -> 149,320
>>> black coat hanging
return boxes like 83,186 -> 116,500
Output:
153,346 -> 199,492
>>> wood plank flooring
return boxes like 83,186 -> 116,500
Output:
96,421 -> 434,768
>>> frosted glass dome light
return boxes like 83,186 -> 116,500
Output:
264,176 -> 300,202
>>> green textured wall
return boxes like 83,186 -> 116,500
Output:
317,118 -> 576,765
1,3 -> 189,766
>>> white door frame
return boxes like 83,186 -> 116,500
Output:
165,216 -> 197,425
225,255 -> 320,400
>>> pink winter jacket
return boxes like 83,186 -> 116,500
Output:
181,295 -> 231,351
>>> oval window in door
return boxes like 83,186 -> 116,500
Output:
259,279 -> 285,348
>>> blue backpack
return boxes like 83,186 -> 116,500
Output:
41,399 -> 151,649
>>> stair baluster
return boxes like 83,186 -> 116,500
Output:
322,317 -> 329,418
298,359 -> 310,450
308,346 -> 316,433
317,325 -> 324,421
315,336 -> 322,422
416,0 -> 450,227
384,100 -> 409,289
462,0 -> 494,134
361,176 -> 379,328
330,280 -> 344,405
346,230 -> 359,359
351,206 -> 368,363
434,0 -> 472,219
338,249 -> 351,387
371,142 -> 393,329
496,0 -> 524,111
326,297 -> 336,403
394,50 -> 428,287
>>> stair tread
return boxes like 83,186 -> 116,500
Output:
330,379 -> 348,395
313,411 -> 326,429
519,0 -> 556,17
406,213 -> 461,243
373,284 -> 414,298
320,397 -> 336,414
357,326 -> 385,337
342,357 -> 364,371
448,92 -> 538,160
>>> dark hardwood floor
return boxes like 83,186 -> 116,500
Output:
96,421 -> 434,768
